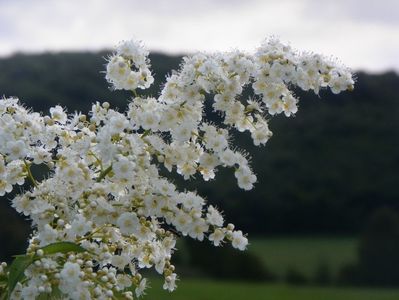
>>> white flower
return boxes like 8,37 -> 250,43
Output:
107,40 -> 153,91
251,121 -> 272,146
117,274 -> 132,289
106,55 -> 130,86
163,273 -> 177,292
109,113 -> 129,135
253,79 -> 268,95
135,278 -> 147,297
177,162 -> 197,180
329,73 -> 353,94
219,149 -> 238,167
267,99 -> 284,115
38,224 -> 58,246
0,179 -> 12,196
111,254 -> 130,269
113,156 -> 135,181
179,192 -> 204,210
209,228 -> 225,246
188,219 -> 209,241
31,147 -> 51,164
50,105 -> 67,124
199,152 -> 219,181
123,71 -> 140,90
140,111 -> 160,131
206,205 -> 224,227
21,285 -> 39,300
235,166 -> 257,190
174,211 -> 192,235
283,94 -> 298,117
116,40 -> 148,67
6,140 -> 27,160
171,122 -> 195,142
231,230 -> 248,251
6,160 -> 25,185
117,212 -> 139,235
70,214 -> 92,237
71,286 -> 91,300
60,262 -> 81,293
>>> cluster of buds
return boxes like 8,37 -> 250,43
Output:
0,38 -> 353,299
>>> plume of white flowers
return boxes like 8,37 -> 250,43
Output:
0,38 -> 353,299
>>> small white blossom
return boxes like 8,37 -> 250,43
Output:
50,105 -> 67,124
135,278 -> 147,297
6,140 -> 27,160
21,285 -> 39,300
209,228 -> 225,246
117,212 -> 140,236
59,262 -> 81,293
235,166 -> 257,190
70,214 -> 92,237
206,205 -> 224,227
38,224 -> 58,246
163,273 -> 178,292
231,230 -> 248,251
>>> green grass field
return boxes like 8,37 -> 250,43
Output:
248,237 -> 357,279
142,237 -> 398,299
144,279 -> 399,300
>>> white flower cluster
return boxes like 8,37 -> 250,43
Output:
105,40 -> 154,91
0,38 -> 353,299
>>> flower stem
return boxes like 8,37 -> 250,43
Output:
96,164 -> 112,182
23,160 -> 38,187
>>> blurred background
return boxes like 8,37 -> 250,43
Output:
1,0 -> 399,299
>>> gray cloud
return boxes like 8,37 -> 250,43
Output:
303,0 -> 399,25
0,0 -> 398,72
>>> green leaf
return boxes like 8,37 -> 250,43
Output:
49,286 -> 63,299
1,290 -> 8,300
6,242 -> 88,298
37,293 -> 50,300
40,242 -> 87,256
7,255 -> 34,298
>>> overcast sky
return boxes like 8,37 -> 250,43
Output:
0,0 -> 398,72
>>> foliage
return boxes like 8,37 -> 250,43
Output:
145,279 -> 399,300
1,54 -> 397,239
313,261 -> 333,286
284,267 -> 308,285
339,207 -> 399,286
248,237 -> 356,279
181,239 -> 275,281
